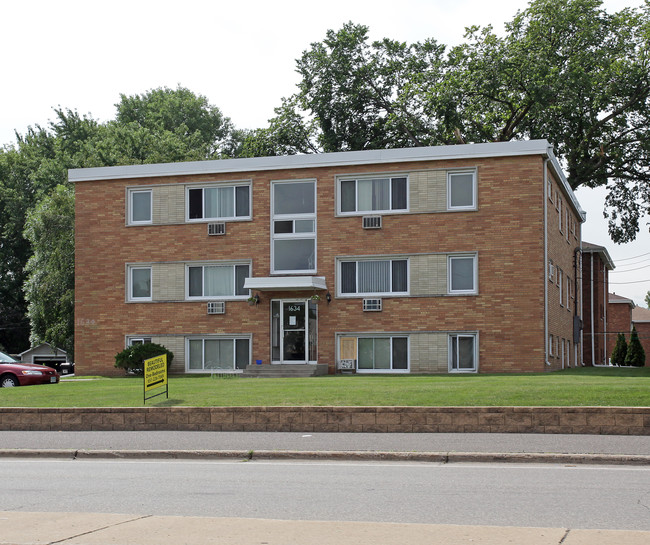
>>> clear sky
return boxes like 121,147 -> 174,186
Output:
2,0 -> 648,305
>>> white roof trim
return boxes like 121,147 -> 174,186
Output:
69,140 -> 554,182
17,342 -> 68,358
244,276 -> 327,292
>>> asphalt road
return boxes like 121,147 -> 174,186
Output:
2,457 -> 650,530
3,430 -> 650,455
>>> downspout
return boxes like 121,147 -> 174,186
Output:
544,159 -> 551,367
575,247 -> 583,366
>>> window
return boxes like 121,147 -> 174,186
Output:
548,260 -> 555,283
188,184 -> 250,221
448,171 -> 476,210
129,338 -> 152,346
340,259 -> 408,296
558,268 -> 564,306
564,206 -> 569,242
272,181 -> 316,273
129,267 -> 152,301
128,189 -> 152,224
339,176 -> 407,214
566,275 -> 571,309
449,334 -> 477,372
558,197 -> 563,233
187,338 -> 250,371
549,334 -> 554,357
187,264 -> 249,299
357,337 -> 408,372
448,255 -> 477,294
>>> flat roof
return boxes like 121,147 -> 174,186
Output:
584,242 -> 615,270
68,139 -> 584,219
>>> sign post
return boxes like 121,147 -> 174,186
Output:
144,354 -> 168,404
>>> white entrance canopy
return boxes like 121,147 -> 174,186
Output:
243,276 -> 327,292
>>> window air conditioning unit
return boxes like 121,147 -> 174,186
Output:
207,222 -> 226,236
363,298 -> 382,312
207,301 -> 226,315
362,215 -> 382,229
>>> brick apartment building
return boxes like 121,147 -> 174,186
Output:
607,294 -> 650,364
606,293 -> 634,359
581,243 -> 614,366
70,140 -> 584,375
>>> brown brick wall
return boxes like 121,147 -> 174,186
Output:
74,154 -> 579,375
582,253 -> 609,365
607,302 -> 633,359
546,171 -> 581,370
1,406 -> 648,434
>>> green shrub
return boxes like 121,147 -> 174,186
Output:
610,333 -> 628,365
624,326 -> 646,367
114,343 -> 174,375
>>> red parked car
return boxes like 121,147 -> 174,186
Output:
0,362 -> 60,387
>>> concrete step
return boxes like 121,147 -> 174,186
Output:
242,364 -> 329,377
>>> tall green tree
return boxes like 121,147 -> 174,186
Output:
624,325 -> 646,367
23,185 -> 75,355
267,0 -> 650,242
1,87 -> 240,354
610,332 -> 628,366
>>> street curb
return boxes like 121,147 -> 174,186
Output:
1,449 -> 649,465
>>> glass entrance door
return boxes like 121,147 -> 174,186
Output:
271,300 -> 317,363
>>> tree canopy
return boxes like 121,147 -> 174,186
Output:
262,0 -> 650,242
0,86 -> 238,354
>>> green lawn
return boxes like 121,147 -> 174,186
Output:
1,367 -> 649,408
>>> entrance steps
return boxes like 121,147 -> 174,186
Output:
242,363 -> 329,378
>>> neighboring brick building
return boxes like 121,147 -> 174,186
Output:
70,140 -> 584,375
606,293 -> 634,360
581,243 -> 614,366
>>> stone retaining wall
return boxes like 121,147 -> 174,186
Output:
1,406 -> 649,434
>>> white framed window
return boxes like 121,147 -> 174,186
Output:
128,189 -> 152,225
447,171 -> 477,210
271,180 -> 316,273
548,259 -> 555,283
187,263 -> 250,299
549,334 -> 554,357
128,266 -> 152,301
339,258 -> 408,296
186,337 -> 250,372
187,183 -> 251,221
558,268 -> 564,306
448,254 -> 478,294
565,207 -> 570,241
558,197 -> 564,233
357,336 -> 409,373
338,175 -> 408,215
128,337 -> 152,346
449,334 -> 478,372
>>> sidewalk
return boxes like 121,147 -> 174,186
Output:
2,432 -> 650,544
2,511 -> 650,545
2,430 -> 650,464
